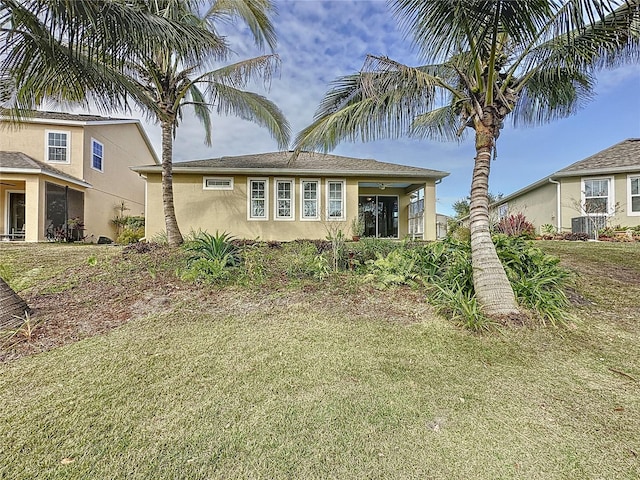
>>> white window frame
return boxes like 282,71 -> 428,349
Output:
45,130 -> 71,164
247,177 -> 269,221
628,174 -> 640,216
91,138 -> 104,172
203,176 -> 234,191
498,203 -> 508,220
582,176 -> 614,216
300,178 -> 320,221
326,179 -> 346,221
274,178 -> 295,220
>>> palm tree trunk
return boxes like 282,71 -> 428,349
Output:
0,278 -> 30,329
469,123 -> 519,318
161,120 -> 183,247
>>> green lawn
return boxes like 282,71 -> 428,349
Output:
0,241 -> 638,479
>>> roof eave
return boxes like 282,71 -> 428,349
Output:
555,165 -> 640,177
0,167 -> 91,188
130,166 -> 449,179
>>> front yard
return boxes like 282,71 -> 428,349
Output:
0,241 -> 638,479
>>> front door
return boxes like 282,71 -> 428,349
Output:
358,195 -> 399,238
8,192 -> 25,238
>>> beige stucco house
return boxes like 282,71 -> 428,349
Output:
493,139 -> 640,236
0,111 -> 158,242
133,152 -> 449,241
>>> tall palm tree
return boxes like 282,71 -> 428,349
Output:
0,0 -> 224,113
129,1 -> 290,246
2,0 -> 291,247
294,0 -> 639,319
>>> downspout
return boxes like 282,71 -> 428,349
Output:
548,178 -> 561,233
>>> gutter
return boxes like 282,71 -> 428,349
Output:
548,178 -> 561,232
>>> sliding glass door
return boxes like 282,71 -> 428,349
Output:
358,195 -> 398,238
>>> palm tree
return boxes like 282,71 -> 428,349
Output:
294,0 -> 639,319
0,0 -> 223,113
2,1 -> 291,247
129,1 -> 290,246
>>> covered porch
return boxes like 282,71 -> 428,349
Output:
0,175 -> 86,242
356,180 -> 437,240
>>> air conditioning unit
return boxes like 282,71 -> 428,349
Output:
571,216 -> 607,239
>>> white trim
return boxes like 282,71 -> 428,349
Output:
628,174 -> 640,216
581,176 -> 615,216
203,176 -> 234,190
45,129 -> 71,164
90,138 -> 104,172
0,167 -> 91,188
4,189 -> 26,236
274,178 -> 295,221
325,179 -> 346,221
300,178 -> 320,221
247,177 -> 269,221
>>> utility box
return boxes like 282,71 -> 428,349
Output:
571,216 -> 606,239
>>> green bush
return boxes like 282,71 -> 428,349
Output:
116,227 -> 145,244
364,249 -> 419,289
180,258 -> 231,284
184,230 -> 238,267
280,242 -> 330,280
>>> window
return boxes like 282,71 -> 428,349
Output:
91,139 -> 104,172
275,179 -> 294,220
45,130 -> 70,163
583,177 -> 612,215
326,180 -> 345,220
248,178 -> 268,220
629,175 -> 640,215
301,179 -> 319,220
203,177 -> 233,190
498,203 -> 509,219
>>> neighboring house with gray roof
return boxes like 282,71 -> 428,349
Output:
1,110 -> 158,242
492,139 -> 640,236
132,151 -> 449,241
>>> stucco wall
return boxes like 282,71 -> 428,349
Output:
1,121 -> 154,242
498,172 -> 640,234
0,122 -> 86,179
145,173 -> 439,241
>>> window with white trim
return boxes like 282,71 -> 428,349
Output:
498,203 -> 508,219
203,177 -> 234,190
46,130 -> 70,163
629,175 -> 640,215
301,180 -> 319,220
275,179 -> 294,220
91,139 -> 104,172
326,179 -> 345,220
248,178 -> 268,220
583,177 -> 612,215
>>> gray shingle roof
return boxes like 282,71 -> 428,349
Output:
133,151 -> 449,179
0,109 -> 131,123
0,151 -> 90,187
557,138 -> 640,175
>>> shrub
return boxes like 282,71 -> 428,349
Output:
184,231 -> 238,267
495,213 -> 535,238
364,249 -> 419,289
281,242 -> 330,280
116,227 -> 144,244
182,231 -> 238,283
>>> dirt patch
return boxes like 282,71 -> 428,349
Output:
1,249 -> 435,363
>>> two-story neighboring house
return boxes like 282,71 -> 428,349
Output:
0,111 -> 159,242
492,138 -> 640,236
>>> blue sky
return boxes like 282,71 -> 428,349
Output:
137,0 -> 640,216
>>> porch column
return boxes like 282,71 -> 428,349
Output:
423,181 -> 437,241
24,177 -> 40,242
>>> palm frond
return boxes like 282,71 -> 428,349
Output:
186,84 -> 213,146
211,83 -> 290,149
201,54 -> 280,88
203,0 -> 277,51
411,101 -> 469,142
